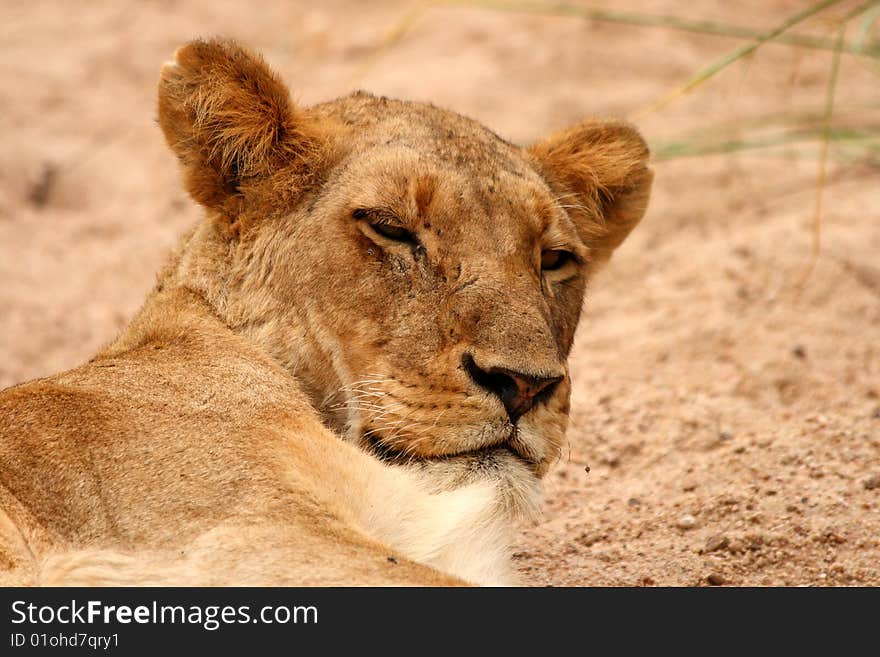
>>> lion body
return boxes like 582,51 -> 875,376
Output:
0,39 -> 651,586
0,288 -> 513,585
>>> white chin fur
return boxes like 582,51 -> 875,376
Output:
350,448 -> 542,586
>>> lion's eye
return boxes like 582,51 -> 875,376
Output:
541,249 -> 574,271
370,222 -> 416,243
353,209 -> 417,245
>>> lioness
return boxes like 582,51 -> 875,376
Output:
0,39 -> 652,586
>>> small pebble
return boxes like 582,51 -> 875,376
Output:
707,573 -> 726,586
27,162 -> 58,208
603,452 -> 621,467
705,534 -> 730,552
791,344 -> 807,359
863,474 -> 880,490
677,514 -> 697,530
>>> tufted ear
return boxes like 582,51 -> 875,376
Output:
158,38 -> 323,220
527,120 -> 653,264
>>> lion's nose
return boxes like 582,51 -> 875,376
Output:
462,353 -> 563,423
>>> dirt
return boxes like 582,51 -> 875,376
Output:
2,0 -> 878,586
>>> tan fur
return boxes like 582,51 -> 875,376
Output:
0,39 -> 652,586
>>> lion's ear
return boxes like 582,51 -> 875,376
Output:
527,120 -> 653,264
158,38 -> 321,218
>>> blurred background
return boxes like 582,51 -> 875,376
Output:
1,0 -> 878,585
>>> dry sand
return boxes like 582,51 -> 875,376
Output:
2,0 -> 878,586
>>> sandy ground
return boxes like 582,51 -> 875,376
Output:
2,0 -> 878,586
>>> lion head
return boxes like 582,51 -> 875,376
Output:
157,39 -> 652,516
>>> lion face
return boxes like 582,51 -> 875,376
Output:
158,40 -> 652,510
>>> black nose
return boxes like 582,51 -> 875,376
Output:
462,354 -> 563,423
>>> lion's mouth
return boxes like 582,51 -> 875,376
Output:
362,431 -> 540,472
